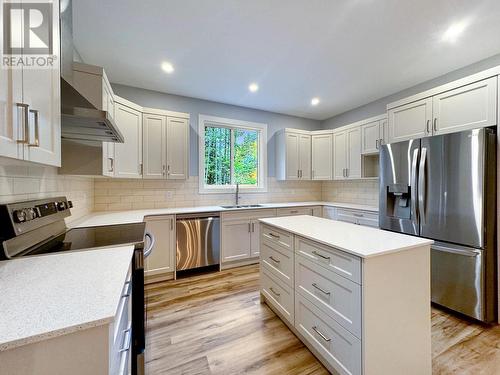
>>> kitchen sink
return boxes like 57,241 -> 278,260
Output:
220,204 -> 264,209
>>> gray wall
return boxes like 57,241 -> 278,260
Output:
321,53 -> 500,129
111,84 -> 322,177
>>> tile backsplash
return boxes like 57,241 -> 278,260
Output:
322,179 -> 379,207
94,176 -> 322,211
0,158 -> 94,223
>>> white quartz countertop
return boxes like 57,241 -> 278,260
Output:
0,246 -> 134,351
70,201 -> 378,228
259,215 -> 433,258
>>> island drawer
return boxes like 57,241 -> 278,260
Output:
295,254 -> 361,338
261,267 -> 294,324
261,240 -> 294,286
295,293 -> 361,375
295,236 -> 361,284
261,224 -> 293,251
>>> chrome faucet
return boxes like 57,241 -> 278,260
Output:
235,183 -> 240,206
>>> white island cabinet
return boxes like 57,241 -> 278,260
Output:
259,215 -> 433,375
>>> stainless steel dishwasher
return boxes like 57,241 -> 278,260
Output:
176,213 -> 220,270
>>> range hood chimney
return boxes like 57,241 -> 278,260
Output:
59,0 -> 123,143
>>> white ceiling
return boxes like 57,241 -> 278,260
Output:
73,0 -> 500,120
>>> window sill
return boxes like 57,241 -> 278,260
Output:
198,185 -> 268,194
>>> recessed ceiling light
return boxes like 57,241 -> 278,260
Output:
248,83 -> 259,93
161,61 -> 174,73
311,97 -> 320,106
442,21 -> 468,43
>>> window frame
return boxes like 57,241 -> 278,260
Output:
199,114 -> 267,194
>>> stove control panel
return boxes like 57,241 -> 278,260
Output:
0,197 -> 73,237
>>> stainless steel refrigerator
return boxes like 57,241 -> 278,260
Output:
379,127 -> 497,323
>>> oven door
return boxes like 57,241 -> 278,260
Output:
131,232 -> 154,375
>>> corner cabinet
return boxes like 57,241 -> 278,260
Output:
144,215 -> 176,283
388,76 -> 498,142
276,129 -> 311,180
113,97 -> 143,179
0,0 -> 61,167
311,132 -> 332,180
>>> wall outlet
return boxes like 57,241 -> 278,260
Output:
165,191 -> 174,199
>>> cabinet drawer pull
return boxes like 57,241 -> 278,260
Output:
290,210 -> 298,214
269,256 -> 280,263
312,250 -> 330,260
269,287 -> 280,297
119,326 -> 132,352
268,233 -> 280,239
353,213 -> 363,217
312,326 -> 331,342
312,283 -> 331,295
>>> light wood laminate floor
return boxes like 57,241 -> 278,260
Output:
145,264 -> 500,374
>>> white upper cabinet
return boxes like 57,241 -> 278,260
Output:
333,131 -> 347,180
113,97 -> 143,178
298,134 -> 311,179
276,129 -> 311,180
311,133 -> 332,180
0,0 -> 61,166
432,77 -> 497,136
346,127 -> 361,179
388,98 -> 432,143
361,120 -> 381,154
143,113 -> 167,179
166,117 -> 189,179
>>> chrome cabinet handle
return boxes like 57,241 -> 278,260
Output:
375,139 -> 379,149
297,170 -> 300,178
167,165 -> 170,176
251,222 -> 255,232
312,250 -> 330,260
16,103 -> 29,144
269,287 -> 280,297
119,326 -> 132,352
433,118 -> 437,132
139,163 -> 144,175
108,158 -> 114,173
353,213 -> 363,218
170,218 -> 174,231
426,119 -> 430,134
312,326 -> 331,342
28,109 -> 39,147
268,232 -> 280,239
269,256 -> 280,263
312,283 -> 331,295
290,210 -> 298,214
248,223 -> 251,232
162,165 -> 166,176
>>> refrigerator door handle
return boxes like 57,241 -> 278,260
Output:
418,147 -> 427,224
432,244 -> 481,257
410,148 -> 419,221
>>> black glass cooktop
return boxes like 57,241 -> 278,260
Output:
25,223 -> 146,256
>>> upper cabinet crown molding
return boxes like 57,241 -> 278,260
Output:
143,106 -> 190,119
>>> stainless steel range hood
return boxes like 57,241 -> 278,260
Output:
60,0 -> 123,143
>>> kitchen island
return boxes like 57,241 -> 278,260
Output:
259,215 -> 433,375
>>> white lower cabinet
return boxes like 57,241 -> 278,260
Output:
260,224 -> 431,375
323,207 -> 379,228
144,215 -> 175,282
221,209 -> 276,264
276,206 -> 322,217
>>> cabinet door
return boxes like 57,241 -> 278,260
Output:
114,102 -> 143,178
333,131 -> 346,180
0,43 -> 23,159
299,134 -> 311,179
166,117 -> 189,179
285,132 -> 299,180
23,0 -> 61,166
311,134 -> 332,180
361,120 -> 380,154
380,118 -> 388,145
144,216 -> 175,281
323,206 -> 337,220
388,98 -> 432,143
250,220 -> 261,257
221,220 -> 251,262
102,85 -> 115,176
433,77 -> 498,136
346,127 -> 361,179
143,113 -> 166,179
